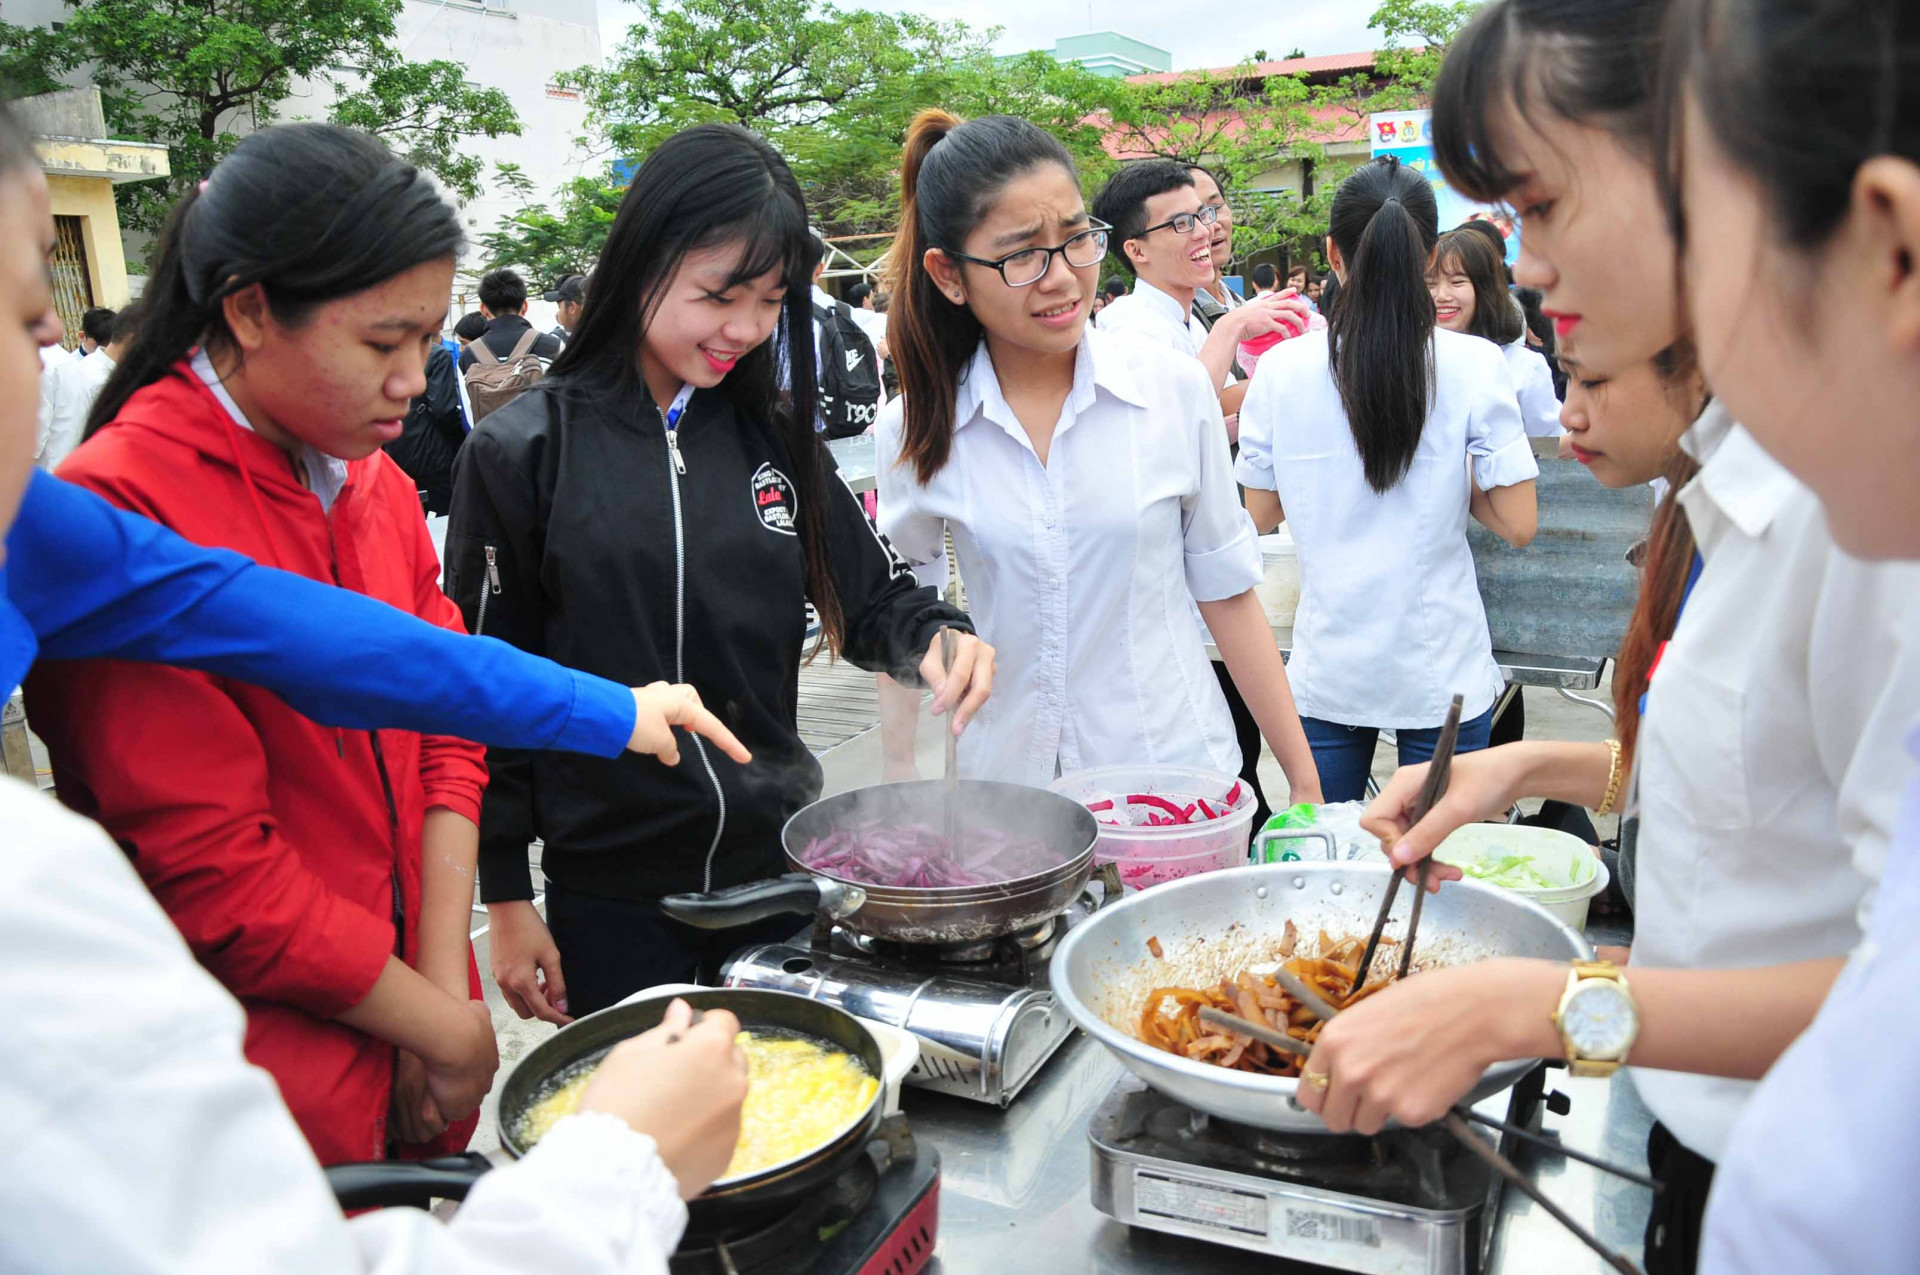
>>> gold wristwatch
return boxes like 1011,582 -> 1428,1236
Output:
1550,960 -> 1640,1078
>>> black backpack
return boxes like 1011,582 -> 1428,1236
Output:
384,345 -> 467,515
813,301 -> 882,438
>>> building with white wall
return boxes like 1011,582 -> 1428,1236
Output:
6,0 -> 602,314
377,0 -> 603,309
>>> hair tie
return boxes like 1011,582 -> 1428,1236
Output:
1383,195 -> 1403,207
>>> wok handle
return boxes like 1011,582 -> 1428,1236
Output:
325,1152 -> 494,1211
659,873 -> 866,929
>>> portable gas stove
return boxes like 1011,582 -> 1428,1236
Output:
1087,1065 -> 1552,1274
671,1117 -> 939,1275
721,878 -> 1116,1106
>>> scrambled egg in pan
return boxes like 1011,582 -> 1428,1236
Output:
516,1031 -> 880,1179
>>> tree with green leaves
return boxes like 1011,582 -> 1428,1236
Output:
0,0 -> 520,234
566,0 -> 925,160
476,162 -> 628,283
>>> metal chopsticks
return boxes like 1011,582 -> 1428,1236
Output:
939,627 -> 961,855
1199,995 -> 1649,1275
1351,693 -> 1464,996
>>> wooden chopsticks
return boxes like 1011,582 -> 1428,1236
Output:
1350,694 -> 1464,996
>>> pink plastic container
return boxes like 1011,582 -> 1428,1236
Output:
1049,764 -> 1257,891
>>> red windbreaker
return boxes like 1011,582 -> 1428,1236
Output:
27,363 -> 488,1165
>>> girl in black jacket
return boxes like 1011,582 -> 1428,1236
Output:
446,125 -> 995,1018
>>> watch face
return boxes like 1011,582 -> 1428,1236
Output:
1564,981 -> 1637,1059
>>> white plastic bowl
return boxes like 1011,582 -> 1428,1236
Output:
1050,763 -> 1257,891
1433,823 -> 1610,931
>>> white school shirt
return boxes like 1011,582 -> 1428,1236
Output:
0,779 -> 688,1275
1626,401 -> 1920,1161
1234,327 -> 1537,728
35,349 -> 113,470
1094,275 -> 1207,359
876,327 -> 1263,786
1501,337 -> 1562,437
1698,727 -> 1920,1275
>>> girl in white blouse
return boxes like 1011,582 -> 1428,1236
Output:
1287,6 -> 1920,1273
1235,156 -> 1539,804
876,109 -> 1321,801
1428,225 -> 1563,437
1665,1 -> 1920,1271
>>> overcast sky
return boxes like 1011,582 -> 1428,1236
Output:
593,0 -> 1383,73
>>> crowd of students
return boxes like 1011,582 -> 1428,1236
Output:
4,0 -> 1920,1270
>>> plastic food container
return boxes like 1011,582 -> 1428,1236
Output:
1049,764 -> 1257,892
1255,529 -> 1300,628
1432,824 -> 1611,930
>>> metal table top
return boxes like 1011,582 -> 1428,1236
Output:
904,1032 -> 1653,1274
1204,627 -> 1608,692
827,434 -> 877,495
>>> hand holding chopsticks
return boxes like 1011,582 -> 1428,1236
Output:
1350,693 -> 1464,997
1198,996 -> 1652,1275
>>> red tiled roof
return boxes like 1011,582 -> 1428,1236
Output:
1125,49 -> 1382,86
1100,102 -> 1375,160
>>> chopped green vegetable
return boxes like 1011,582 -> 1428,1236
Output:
1437,845 -> 1594,891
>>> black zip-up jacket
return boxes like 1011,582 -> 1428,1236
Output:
444,378 -> 969,903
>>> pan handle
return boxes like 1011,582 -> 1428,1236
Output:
659,873 -> 867,929
325,1152 -> 494,1211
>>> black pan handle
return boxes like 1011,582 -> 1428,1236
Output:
659,873 -> 866,929
325,1152 -> 494,1211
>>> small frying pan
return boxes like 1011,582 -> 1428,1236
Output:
325,989 -> 886,1227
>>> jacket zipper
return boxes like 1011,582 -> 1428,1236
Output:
658,400 -> 727,890
323,504 -> 407,957
475,545 -> 501,635
369,732 -> 407,955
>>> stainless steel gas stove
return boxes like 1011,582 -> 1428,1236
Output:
1086,1066 -> 1551,1274
721,884 -> 1114,1106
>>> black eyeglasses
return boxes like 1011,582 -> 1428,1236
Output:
1131,203 -> 1220,242
945,223 -> 1112,288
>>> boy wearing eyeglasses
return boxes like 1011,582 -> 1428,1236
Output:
1092,160 -> 1308,432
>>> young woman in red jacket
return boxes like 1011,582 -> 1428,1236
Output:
25,124 -> 541,1165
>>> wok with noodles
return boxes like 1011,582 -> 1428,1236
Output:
1138,924 -> 1393,1074
515,1030 -> 880,1181
1050,861 -> 1591,1132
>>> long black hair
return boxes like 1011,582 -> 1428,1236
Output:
1327,157 -> 1439,493
552,123 -> 846,655
886,110 -> 1078,485
1659,0 -> 1917,251
85,123 -> 464,439
1432,0 -> 1673,203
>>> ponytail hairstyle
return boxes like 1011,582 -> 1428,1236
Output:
1326,157 -> 1440,494
885,110 -> 1078,486
1659,0 -> 1918,252
1432,0 -> 1672,204
1607,337 -> 1704,767
1433,227 -> 1525,346
550,123 -> 846,657
85,123 -> 463,440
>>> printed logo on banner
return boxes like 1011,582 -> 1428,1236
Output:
751,463 -> 798,535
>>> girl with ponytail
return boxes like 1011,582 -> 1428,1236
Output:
877,109 -> 1322,801
1235,156 -> 1539,802
1287,10 -> 1920,1274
